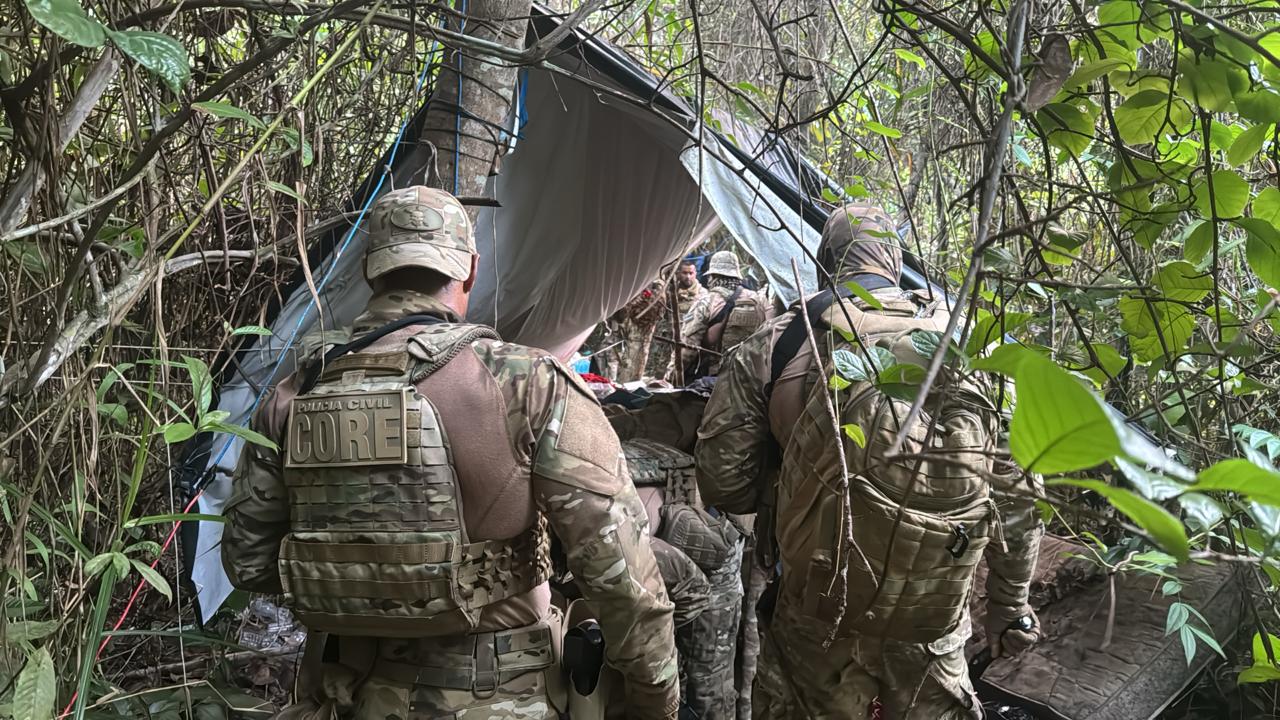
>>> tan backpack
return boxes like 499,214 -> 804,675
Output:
775,310 -> 1001,644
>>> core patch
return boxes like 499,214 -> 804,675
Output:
285,389 -> 410,468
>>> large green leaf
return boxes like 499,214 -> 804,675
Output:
1182,221 -> 1213,265
1050,479 -> 1188,561
1191,170 -> 1250,219
1228,123 -> 1271,167
1097,0 -> 1144,49
0,620 -> 58,645
1193,458 -> 1280,506
1009,353 -> 1120,474
13,646 -> 55,720
1118,296 -> 1195,362
1255,187 -> 1280,227
966,311 -> 1033,355
24,0 -> 104,47
108,29 -> 189,92
1114,90 -> 1191,145
1036,102 -> 1097,156
131,559 -> 173,602
1076,342 -> 1128,387
1065,57 -> 1129,89
1240,218 -> 1280,288
1153,260 -> 1211,302
1237,89 -> 1280,124
1176,57 -> 1245,112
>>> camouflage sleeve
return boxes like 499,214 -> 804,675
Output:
694,332 -> 771,514
984,458 -> 1045,610
220,376 -> 296,594
680,294 -> 715,368
530,361 -> 680,719
650,537 -> 711,628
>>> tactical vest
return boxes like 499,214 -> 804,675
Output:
775,293 -> 1000,644
623,438 -> 701,508
277,324 -> 551,637
706,287 -> 769,355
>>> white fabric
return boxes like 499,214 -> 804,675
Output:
681,140 -> 821,304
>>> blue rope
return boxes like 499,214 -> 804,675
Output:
197,32 -> 443,489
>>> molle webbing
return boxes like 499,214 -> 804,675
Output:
371,623 -> 554,692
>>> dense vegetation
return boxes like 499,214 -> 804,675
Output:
3,0 -> 1280,718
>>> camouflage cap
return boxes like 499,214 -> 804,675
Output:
818,201 -> 902,284
706,250 -> 742,279
365,186 -> 475,282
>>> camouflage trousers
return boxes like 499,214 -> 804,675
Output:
752,594 -> 981,720
280,621 -> 560,720
734,550 -> 769,720
678,540 -> 743,720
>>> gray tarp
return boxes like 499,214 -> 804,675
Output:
191,53 -> 821,620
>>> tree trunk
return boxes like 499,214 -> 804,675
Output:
416,0 -> 531,214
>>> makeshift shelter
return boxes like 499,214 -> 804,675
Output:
185,5 -> 935,620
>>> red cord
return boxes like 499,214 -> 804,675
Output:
58,489 -> 205,718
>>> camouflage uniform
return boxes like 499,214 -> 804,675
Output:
223,187 -> 679,720
696,203 -> 1043,720
653,280 -> 707,380
680,251 -> 772,379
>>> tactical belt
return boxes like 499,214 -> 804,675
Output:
764,273 -> 894,399
372,623 -> 554,695
297,314 -> 447,394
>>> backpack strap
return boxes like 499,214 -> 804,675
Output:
298,314 -> 447,394
765,274 -> 894,399
709,286 -> 743,330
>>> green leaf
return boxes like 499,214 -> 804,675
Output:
162,422 -> 196,444
1065,57 -> 1129,89
1153,261 -> 1211,302
24,0 -> 105,47
828,373 -> 851,391
3,240 -> 49,276
1237,89 -> 1280,124
207,420 -> 278,450
130,559 -> 172,602
111,551 -> 130,578
191,101 -> 266,129
1036,102 -> 1096,156
1228,124 -> 1271,167
1177,58 -> 1244,112
864,120 -> 901,139
1116,457 -> 1185,501
1113,90 -> 1192,145
1118,296 -> 1195,362
1078,342 -> 1127,387
13,646 -> 55,720
1180,624 -> 1197,665
964,30 -> 1002,77
1193,458 -> 1280,506
821,187 -> 840,203
1050,479 -> 1189,561
909,330 -> 952,361
832,347 -> 893,383
1183,221 -> 1213,264
107,29 -> 189,92
893,48 -> 925,69
1166,601 -> 1189,635
842,423 -> 866,448
1192,170 -> 1250,219
1009,353 -> 1120,474
1188,624 -> 1225,659
966,312 -> 1032,355
1239,664 -> 1280,684
124,512 -> 224,528
230,325 -> 272,337
1,620 -> 57,644
1240,217 -> 1280,288
971,343 -> 1041,376
843,280 -> 883,310
877,363 -> 926,386
83,552 -> 114,578
183,354 -> 212,415
278,128 -> 314,166
1253,632 -> 1280,666
1097,0 -> 1144,49
1255,187 -> 1280,227
266,181 -> 306,205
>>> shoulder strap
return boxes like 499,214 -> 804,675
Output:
709,286 -> 743,329
765,274 -> 894,399
298,314 -> 447,394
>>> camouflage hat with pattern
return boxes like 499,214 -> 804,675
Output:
818,201 -> 902,284
365,186 -> 475,282
706,250 -> 742,279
